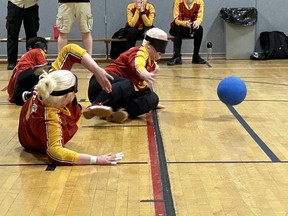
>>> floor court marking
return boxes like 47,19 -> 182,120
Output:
146,111 -> 176,216
158,75 -> 288,87
206,61 -> 212,68
159,99 -> 288,103
227,105 -> 281,162
0,163 -> 56,171
0,163 -> 47,166
82,124 -> 147,128
168,161 -> 287,164
46,164 -> 56,171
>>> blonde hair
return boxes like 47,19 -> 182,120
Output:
36,70 -> 76,104
142,27 -> 168,46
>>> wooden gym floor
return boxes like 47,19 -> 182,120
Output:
1,59 -> 288,216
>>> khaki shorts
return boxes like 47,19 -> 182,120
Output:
56,3 -> 93,33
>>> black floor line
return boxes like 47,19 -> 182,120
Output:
82,124 -> 147,128
151,109 -> 176,216
140,199 -> 164,203
117,161 -> 147,164
160,99 -> 288,103
227,105 -> 281,162
168,160 -> 287,164
0,162 -> 148,167
46,164 -> 56,171
0,163 -> 47,166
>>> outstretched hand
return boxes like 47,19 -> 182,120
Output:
139,70 -> 156,85
96,152 -> 124,165
94,68 -> 114,93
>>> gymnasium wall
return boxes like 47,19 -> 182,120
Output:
0,0 -> 287,58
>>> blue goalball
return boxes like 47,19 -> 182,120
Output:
217,76 -> 247,105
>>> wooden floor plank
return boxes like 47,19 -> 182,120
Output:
1,59 -> 288,215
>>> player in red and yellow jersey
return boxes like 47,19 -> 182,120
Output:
6,37 -> 48,105
84,28 -> 168,123
7,43 -> 113,106
18,70 -> 123,165
168,0 -> 206,65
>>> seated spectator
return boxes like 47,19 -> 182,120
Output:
125,0 -> 155,50
167,0 -> 206,66
110,0 -> 155,59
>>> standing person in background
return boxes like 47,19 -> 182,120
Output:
167,0 -> 206,66
56,0 -> 93,55
6,0 -> 40,70
124,0 -> 155,51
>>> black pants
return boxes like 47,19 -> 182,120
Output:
88,74 -> 159,119
124,26 -> 153,50
6,2 -> 39,65
169,25 -> 203,57
13,68 -> 39,106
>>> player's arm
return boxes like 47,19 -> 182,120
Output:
134,49 -> 155,85
45,110 -> 123,165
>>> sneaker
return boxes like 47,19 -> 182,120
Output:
7,63 -> 16,70
106,110 -> 128,124
167,56 -> 182,66
22,91 -> 32,102
192,55 -> 206,64
82,105 -> 113,119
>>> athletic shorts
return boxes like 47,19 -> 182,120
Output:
56,3 -> 93,33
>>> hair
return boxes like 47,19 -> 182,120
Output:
36,70 -> 76,104
142,27 -> 168,46
26,37 -> 48,52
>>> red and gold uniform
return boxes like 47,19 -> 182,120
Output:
105,45 -> 156,91
7,48 -> 47,103
88,45 -> 159,119
122,2 -> 156,52
7,44 -> 86,105
126,2 -> 155,30
171,0 -> 204,27
51,44 -> 87,71
168,0 -> 205,64
18,91 -> 82,165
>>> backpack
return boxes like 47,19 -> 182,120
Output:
260,31 -> 288,59
109,28 -> 127,59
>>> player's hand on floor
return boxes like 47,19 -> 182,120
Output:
96,152 -> 124,165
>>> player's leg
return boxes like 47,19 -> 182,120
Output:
125,89 -> 159,119
13,68 -> 39,105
